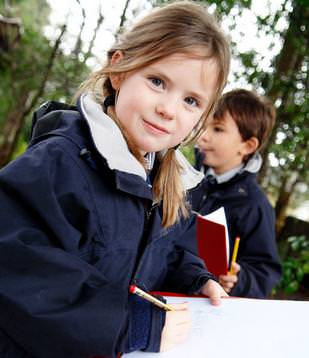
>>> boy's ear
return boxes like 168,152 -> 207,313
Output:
110,51 -> 124,90
242,137 -> 259,156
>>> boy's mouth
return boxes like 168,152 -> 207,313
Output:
202,148 -> 214,153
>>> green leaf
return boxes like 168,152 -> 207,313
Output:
284,281 -> 299,294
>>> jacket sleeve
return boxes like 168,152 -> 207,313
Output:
162,215 -> 217,294
0,142 -> 157,358
230,202 -> 282,298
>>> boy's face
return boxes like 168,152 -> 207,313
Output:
111,52 -> 219,155
197,111 -> 252,174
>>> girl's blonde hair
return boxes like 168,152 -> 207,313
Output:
78,1 -> 230,228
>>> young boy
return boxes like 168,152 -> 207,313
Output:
191,89 -> 282,298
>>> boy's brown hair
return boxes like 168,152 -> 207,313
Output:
214,89 -> 276,152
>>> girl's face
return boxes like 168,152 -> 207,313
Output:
112,53 -> 219,154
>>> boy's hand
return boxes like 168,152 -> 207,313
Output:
160,303 -> 191,352
219,262 -> 241,293
200,279 -> 228,306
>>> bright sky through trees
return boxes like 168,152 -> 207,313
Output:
46,0 -> 288,77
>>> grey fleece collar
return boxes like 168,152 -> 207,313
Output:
243,152 -> 262,173
80,93 -> 203,190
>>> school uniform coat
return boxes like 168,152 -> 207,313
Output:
0,94 -> 212,358
191,150 -> 282,298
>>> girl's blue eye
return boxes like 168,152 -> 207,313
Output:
149,77 -> 163,87
185,97 -> 198,107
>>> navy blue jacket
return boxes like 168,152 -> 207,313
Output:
191,150 -> 282,298
0,95 -> 212,358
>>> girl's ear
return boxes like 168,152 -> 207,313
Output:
110,51 -> 124,90
242,137 -> 259,156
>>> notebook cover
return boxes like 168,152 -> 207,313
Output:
196,215 -> 228,276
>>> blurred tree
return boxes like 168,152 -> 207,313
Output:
0,1 -> 56,166
0,0 -> 66,166
0,0 -> 99,166
0,13 -> 21,52
259,0 -> 309,236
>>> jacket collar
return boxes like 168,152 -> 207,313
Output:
242,152 -> 262,174
79,92 -> 203,191
79,92 -> 147,180
205,153 -> 262,185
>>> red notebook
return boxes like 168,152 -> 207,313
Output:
196,207 -> 230,277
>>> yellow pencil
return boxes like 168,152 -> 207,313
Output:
129,285 -> 174,311
229,237 -> 240,275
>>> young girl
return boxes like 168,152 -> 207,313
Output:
0,2 -> 230,357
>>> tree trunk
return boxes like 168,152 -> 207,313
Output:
275,174 -> 299,237
0,93 -> 29,167
119,0 -> 131,29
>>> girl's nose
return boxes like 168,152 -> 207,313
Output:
155,98 -> 177,120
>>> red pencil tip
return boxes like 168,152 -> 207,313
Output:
129,285 -> 136,293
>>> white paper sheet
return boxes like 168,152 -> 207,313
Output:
123,296 -> 309,358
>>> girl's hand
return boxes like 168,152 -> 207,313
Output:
219,262 -> 241,293
201,279 -> 228,306
160,303 -> 191,352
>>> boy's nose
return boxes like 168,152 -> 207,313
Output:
199,130 -> 210,144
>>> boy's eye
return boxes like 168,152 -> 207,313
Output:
184,97 -> 198,107
214,126 -> 224,132
149,77 -> 164,88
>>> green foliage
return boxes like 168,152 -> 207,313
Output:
12,0 -> 50,30
12,138 -> 28,160
277,235 -> 309,294
180,144 -> 195,165
0,1 -> 52,108
0,0 -> 91,160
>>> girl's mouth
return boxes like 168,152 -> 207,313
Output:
142,119 -> 170,135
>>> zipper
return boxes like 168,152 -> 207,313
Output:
144,202 -> 157,233
130,202 -> 158,291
